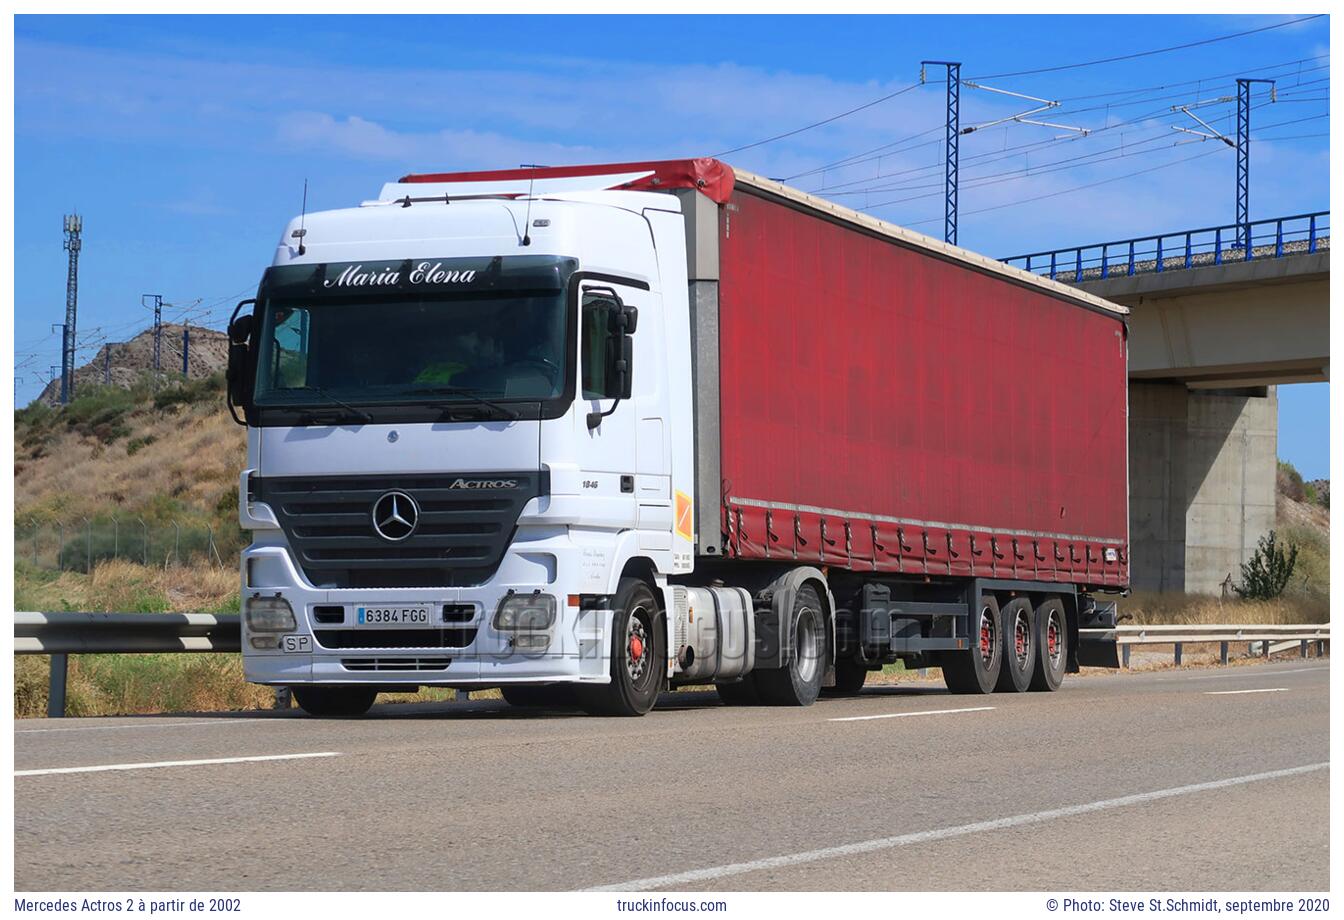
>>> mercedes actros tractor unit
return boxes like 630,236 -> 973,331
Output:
227,158 -> 1127,717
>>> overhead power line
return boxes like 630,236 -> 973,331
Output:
968,15 -> 1325,80
896,145 -> 1228,226
712,82 -> 924,157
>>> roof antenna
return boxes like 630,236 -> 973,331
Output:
519,163 -> 545,247
292,178 -> 309,255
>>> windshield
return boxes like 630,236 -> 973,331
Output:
253,290 -> 567,410
248,255 -> 577,424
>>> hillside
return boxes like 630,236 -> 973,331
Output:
35,323 -> 229,407
15,373 -> 246,556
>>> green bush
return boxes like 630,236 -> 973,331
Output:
1277,460 -> 1306,502
153,372 -> 225,411
1234,530 -> 1299,600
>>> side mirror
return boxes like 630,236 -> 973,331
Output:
226,299 -> 256,426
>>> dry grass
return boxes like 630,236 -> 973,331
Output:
15,559 -> 238,614
15,398 -> 244,525
1117,590 -> 1328,626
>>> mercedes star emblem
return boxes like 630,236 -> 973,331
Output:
371,490 -> 419,542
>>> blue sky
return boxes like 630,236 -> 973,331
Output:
13,14 -> 1331,477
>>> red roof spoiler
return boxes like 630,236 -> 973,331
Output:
397,157 -> 735,205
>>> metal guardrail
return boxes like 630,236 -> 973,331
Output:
1080,623 -> 1329,669
1001,211 -> 1329,283
13,614 -> 1329,718
15,611 -> 241,718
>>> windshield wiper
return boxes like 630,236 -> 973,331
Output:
405,386 -> 520,420
292,386 -> 372,424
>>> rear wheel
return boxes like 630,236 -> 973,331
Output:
292,686 -> 378,718
825,657 -> 869,696
995,597 -> 1036,693
715,674 -> 761,706
1030,597 -> 1068,692
755,584 -> 828,707
575,579 -> 665,716
942,595 -> 1002,695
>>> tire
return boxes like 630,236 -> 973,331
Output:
501,685 -> 577,708
715,674 -> 761,706
825,657 -> 869,696
1029,597 -> 1068,692
292,685 -> 378,718
754,584 -> 828,707
995,597 -> 1036,693
942,595 -> 1002,695
575,578 -> 665,716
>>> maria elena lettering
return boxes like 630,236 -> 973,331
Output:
322,262 -> 478,288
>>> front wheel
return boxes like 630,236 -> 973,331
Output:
575,579 -> 665,716
292,686 -> 378,718
755,584 -> 827,706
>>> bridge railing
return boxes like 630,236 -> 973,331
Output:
1002,211 -> 1329,283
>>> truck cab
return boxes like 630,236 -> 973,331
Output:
230,167 -> 699,716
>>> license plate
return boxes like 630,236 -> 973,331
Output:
356,605 -> 432,627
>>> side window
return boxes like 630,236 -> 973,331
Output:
581,292 -> 620,399
270,307 -> 311,389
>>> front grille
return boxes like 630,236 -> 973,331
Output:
341,657 -> 452,671
254,471 -> 547,589
315,628 -> 478,649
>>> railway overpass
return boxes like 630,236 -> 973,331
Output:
1003,212 -> 1329,594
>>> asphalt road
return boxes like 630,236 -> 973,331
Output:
13,659 -> 1329,891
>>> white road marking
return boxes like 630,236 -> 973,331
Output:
16,718 -> 278,734
828,706 -> 994,722
1158,666 -> 1328,683
585,762 -> 1329,891
15,751 -> 338,777
1205,688 -> 1288,696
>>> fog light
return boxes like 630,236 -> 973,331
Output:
513,633 -> 551,651
246,595 -> 296,632
250,635 -> 281,650
494,593 -> 556,631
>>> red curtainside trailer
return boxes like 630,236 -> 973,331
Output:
713,176 -> 1130,591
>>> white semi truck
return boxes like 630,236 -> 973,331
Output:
229,159 -> 1127,718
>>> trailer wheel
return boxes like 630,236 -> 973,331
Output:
995,597 -> 1036,693
942,595 -> 1002,695
575,578 -> 665,716
715,674 -> 761,706
501,685 -> 577,708
825,657 -> 869,696
755,584 -> 827,706
1029,597 -> 1068,692
292,686 -> 378,718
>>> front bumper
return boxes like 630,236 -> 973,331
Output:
240,537 -> 616,687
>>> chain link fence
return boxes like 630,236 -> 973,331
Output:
16,517 -> 241,573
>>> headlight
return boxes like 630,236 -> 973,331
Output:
246,596 -> 296,632
494,593 -> 556,631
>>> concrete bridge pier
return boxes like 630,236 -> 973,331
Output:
1128,382 -> 1278,595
